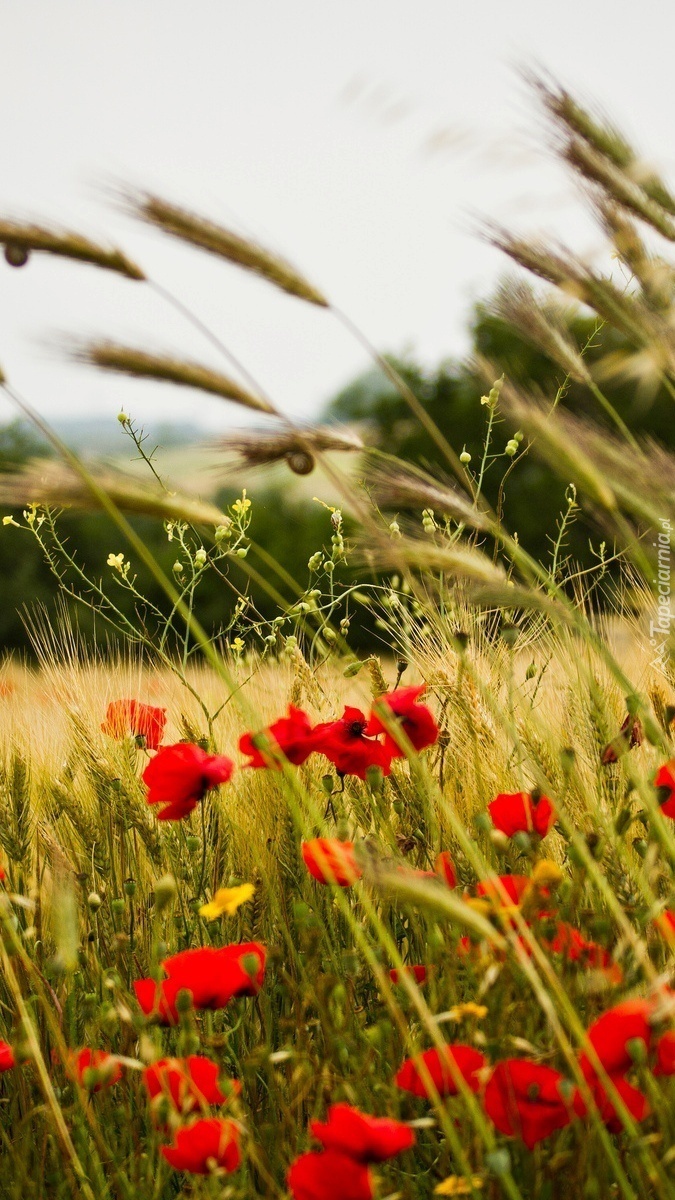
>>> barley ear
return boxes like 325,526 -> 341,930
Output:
121,189 -> 328,306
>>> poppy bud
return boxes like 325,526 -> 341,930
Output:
186,836 -> 201,853
560,747 -> 576,773
489,828 -> 510,851
475,812 -> 492,834
568,843 -> 586,868
626,1036 -> 648,1065
501,623 -> 518,648
525,661 -> 537,680
154,874 -> 177,912
88,893 -> 102,911
485,1148 -> 511,1176
365,765 -> 384,795
175,988 -> 193,1015
343,660 -> 363,678
512,831 -> 532,853
241,952 -> 261,982
321,774 -> 335,795
615,806 -> 633,836
633,838 -> 648,858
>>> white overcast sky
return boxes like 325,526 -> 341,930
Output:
0,0 -> 672,433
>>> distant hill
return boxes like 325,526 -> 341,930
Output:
50,417 -> 204,454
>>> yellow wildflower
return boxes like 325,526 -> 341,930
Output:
530,859 -> 564,890
451,1002 -> 488,1022
435,1176 -> 484,1196
199,883 -> 255,920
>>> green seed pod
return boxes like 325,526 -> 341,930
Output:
626,1036 -> 648,1065
186,836 -> 201,853
123,878 -> 137,897
154,874 -> 177,912
512,831 -> 532,853
614,805 -> 633,836
175,988 -> 193,1015
343,660 -> 363,678
111,898 -> 125,915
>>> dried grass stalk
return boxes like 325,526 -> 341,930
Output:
598,203 -> 675,311
123,190 -> 328,306
565,137 -> 675,244
363,458 -> 489,530
492,278 -> 591,384
0,460 -> 228,526
74,342 -> 274,414
369,534 -> 506,583
212,425 -> 363,475
485,223 -> 675,375
533,75 -> 675,218
0,220 -> 144,280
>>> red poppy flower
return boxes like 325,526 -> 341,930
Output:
0,1041 -> 14,1072
488,791 -> 556,838
102,698 -> 167,750
143,1055 -> 235,1115
68,1048 -> 122,1092
310,1103 -> 415,1162
579,998 -> 655,1077
287,1149 -> 373,1200
239,705 -> 315,768
654,1030 -> 675,1076
366,685 -> 439,758
476,875 -> 531,906
542,921 -> 622,982
301,839 -> 362,887
434,851 -> 457,888
655,760 -> 675,818
142,742 -> 234,820
655,909 -> 675,942
161,1117 -> 241,1174
311,707 -> 392,780
575,1068 -> 649,1132
484,1060 -> 578,1149
389,965 -> 428,985
395,1044 -> 486,1098
601,714 -> 643,765
134,942 -> 266,1025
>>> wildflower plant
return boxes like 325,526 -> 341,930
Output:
0,72 -> 675,1200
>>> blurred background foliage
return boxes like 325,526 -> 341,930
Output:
1,293 -> 672,654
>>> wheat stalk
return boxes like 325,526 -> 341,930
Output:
120,189 -> 328,306
0,460 -> 228,526
0,219 -> 144,280
73,341 -> 275,414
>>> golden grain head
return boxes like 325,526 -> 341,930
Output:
0,460 -> 228,526
120,188 -> 328,306
211,424 -> 363,472
0,219 -> 144,280
364,458 -> 489,530
72,341 -> 275,415
492,278 -> 591,385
